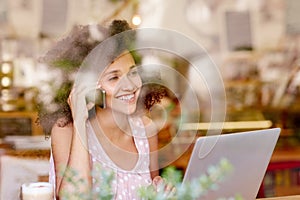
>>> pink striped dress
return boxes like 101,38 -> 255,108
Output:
49,116 -> 152,200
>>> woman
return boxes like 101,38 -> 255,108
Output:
38,20 -> 169,199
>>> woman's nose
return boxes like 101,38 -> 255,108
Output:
122,75 -> 138,91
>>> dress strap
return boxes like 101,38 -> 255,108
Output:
128,116 -> 147,138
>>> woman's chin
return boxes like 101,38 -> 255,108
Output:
113,104 -> 137,115
124,105 -> 137,115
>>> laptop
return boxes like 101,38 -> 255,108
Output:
182,128 -> 281,200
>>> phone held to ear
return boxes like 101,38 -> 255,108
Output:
85,89 -> 106,109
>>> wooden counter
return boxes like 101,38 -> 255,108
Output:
258,195 -> 300,199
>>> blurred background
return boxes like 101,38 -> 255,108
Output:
0,0 -> 300,199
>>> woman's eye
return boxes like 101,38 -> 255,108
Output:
128,69 -> 139,77
108,76 -> 119,81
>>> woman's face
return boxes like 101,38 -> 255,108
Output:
98,52 -> 142,115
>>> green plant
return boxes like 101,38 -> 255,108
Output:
59,165 -> 115,200
138,158 -> 243,200
60,158 -> 243,200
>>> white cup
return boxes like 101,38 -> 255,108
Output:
21,182 -> 53,200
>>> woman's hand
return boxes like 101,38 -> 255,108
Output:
67,84 -> 93,147
68,84 -> 92,122
152,176 -> 176,198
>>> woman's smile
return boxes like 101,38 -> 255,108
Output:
116,92 -> 136,103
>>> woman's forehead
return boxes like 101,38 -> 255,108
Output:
108,53 -> 135,70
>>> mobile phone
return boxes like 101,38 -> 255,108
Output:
85,89 -> 106,108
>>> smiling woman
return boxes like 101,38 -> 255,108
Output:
98,52 -> 142,115
37,20 -> 169,199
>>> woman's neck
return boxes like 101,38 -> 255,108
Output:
94,107 -> 131,139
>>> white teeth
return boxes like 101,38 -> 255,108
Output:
118,94 -> 134,101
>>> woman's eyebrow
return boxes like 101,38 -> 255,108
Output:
103,69 -> 120,76
103,65 -> 137,76
129,65 -> 137,70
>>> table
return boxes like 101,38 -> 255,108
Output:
0,148 -> 50,200
258,195 -> 300,199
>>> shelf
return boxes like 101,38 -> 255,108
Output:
0,111 -> 43,137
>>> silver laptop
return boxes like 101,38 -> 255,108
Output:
182,128 -> 281,200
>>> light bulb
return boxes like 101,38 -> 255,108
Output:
132,14 -> 142,26
1,76 -> 11,87
1,63 -> 12,74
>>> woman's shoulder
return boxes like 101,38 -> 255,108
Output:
51,118 -> 74,137
50,119 -> 74,153
141,115 -> 158,138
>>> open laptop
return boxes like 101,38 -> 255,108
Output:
182,128 -> 281,200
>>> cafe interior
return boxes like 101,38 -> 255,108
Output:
0,0 -> 300,199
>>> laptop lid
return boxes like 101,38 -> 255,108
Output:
182,128 -> 281,199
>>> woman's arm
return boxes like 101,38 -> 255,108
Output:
143,116 -> 159,179
144,116 -> 175,197
51,120 -> 92,198
149,133 -> 159,179
54,85 -> 93,197
58,123 -> 92,196
50,121 -> 73,195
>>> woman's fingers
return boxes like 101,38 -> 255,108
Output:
152,176 -> 163,187
86,102 -> 95,110
165,182 -> 173,193
68,85 -> 91,121
152,176 -> 176,197
169,186 -> 176,196
161,182 -> 176,198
